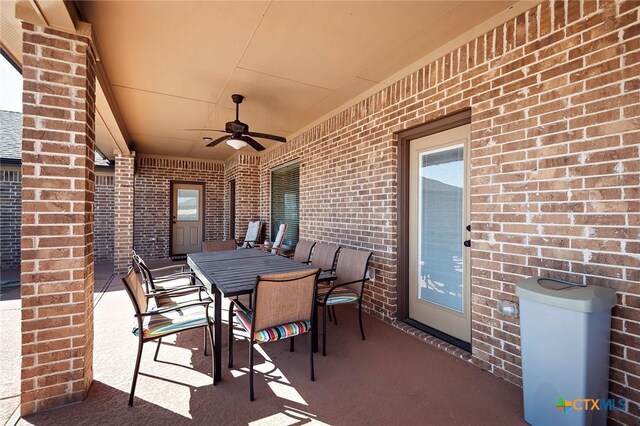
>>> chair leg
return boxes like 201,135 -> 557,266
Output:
153,338 -> 162,361
249,343 -> 255,401
207,324 -> 215,385
129,339 -> 144,407
327,306 -> 333,323
332,306 -> 338,325
358,302 -> 366,341
309,332 -> 315,382
322,304 -> 328,356
290,337 -> 295,352
203,328 -> 209,356
228,303 -> 234,368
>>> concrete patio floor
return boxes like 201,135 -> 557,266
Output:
2,262 -> 527,425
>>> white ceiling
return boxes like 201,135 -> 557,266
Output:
5,1 -> 525,161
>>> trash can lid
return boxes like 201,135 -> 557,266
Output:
515,276 -> 617,313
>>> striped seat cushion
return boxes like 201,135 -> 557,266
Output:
316,286 -> 360,305
154,275 -> 194,291
133,305 -> 211,339
235,308 -> 311,343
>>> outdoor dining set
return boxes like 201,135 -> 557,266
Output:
120,220 -> 373,405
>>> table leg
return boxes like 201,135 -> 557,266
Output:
214,285 -> 222,384
312,304 -> 319,353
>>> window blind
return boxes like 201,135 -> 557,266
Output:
271,162 -> 300,247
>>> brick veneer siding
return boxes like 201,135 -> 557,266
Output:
0,168 -> 21,267
95,173 -> 114,262
20,23 -> 96,414
133,156 -> 225,259
114,154 -> 135,272
258,1 -> 640,423
224,155 -> 262,241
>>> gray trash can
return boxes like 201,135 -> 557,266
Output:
516,277 -> 617,426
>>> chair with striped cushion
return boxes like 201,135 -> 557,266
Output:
228,268 -> 320,401
133,253 -> 199,293
121,267 -> 215,406
310,243 -> 340,272
291,239 -> 316,264
310,243 -> 340,322
316,248 -> 373,356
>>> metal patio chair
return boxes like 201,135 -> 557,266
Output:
291,239 -> 316,264
132,252 -> 199,293
202,239 -> 238,252
316,248 -> 373,356
228,268 -> 320,401
121,267 -> 215,406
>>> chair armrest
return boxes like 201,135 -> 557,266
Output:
149,264 -> 190,275
145,285 -> 205,297
137,300 -> 212,316
230,298 -> 251,315
319,278 -> 368,303
153,271 -> 195,282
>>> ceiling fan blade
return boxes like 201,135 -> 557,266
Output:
185,128 -> 229,133
246,131 -> 287,143
240,135 -> 265,151
205,135 -> 231,147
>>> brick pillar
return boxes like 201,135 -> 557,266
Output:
114,153 -> 135,273
20,23 -> 96,415
224,155 -> 261,241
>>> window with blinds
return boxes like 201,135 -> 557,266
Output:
271,161 -> 300,247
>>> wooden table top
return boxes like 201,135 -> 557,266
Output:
188,249 -> 334,297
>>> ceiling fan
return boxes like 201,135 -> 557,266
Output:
186,94 -> 286,152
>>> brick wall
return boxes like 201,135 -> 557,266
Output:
0,168 -> 21,267
134,155 -> 225,259
258,1 -> 640,423
20,23 -> 96,415
224,155 -> 262,242
95,173 -> 114,262
0,169 -> 113,267
114,154 -> 134,272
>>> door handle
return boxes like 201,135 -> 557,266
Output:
463,240 -> 471,247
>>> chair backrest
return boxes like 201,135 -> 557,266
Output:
243,220 -> 263,248
271,223 -> 288,254
122,267 -> 148,315
310,243 -> 340,271
202,240 -> 237,252
335,248 -> 373,295
293,239 -> 316,263
253,268 -> 320,331
132,253 -> 152,293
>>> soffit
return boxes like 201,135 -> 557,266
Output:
82,1 -> 520,161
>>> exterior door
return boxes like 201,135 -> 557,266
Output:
171,183 -> 203,255
408,125 -> 471,343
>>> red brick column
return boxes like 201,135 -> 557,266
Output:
20,23 -> 96,415
224,155 -> 261,240
114,153 -> 135,273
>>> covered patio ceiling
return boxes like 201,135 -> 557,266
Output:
2,1 -> 534,161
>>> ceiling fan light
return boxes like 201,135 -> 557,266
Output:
226,138 -> 247,150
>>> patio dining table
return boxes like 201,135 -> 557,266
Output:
187,249 -> 334,383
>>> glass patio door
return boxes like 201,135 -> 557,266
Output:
408,125 -> 471,344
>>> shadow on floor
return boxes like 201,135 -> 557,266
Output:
18,281 -> 526,425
